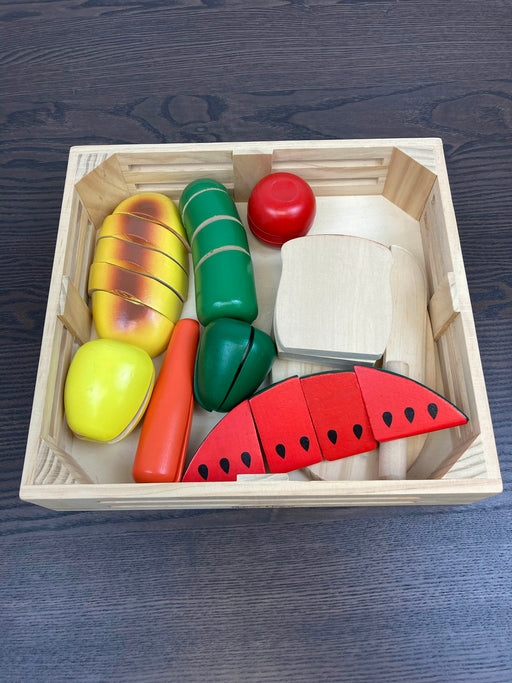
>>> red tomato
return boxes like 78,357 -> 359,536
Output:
247,172 -> 316,246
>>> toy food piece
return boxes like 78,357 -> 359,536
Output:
249,377 -> 323,474
182,401 -> 266,482
194,248 -> 258,327
179,178 -> 240,240
133,319 -> 200,483
88,261 -> 184,322
191,217 -> 248,264
194,317 -> 276,412
91,291 -> 174,358
179,178 -> 258,326
113,192 -> 188,244
99,214 -> 189,269
64,338 -> 154,443
274,235 -> 393,365
94,236 -> 188,300
354,365 -> 468,442
247,172 -> 316,246
182,368 -> 468,481
301,372 -> 376,460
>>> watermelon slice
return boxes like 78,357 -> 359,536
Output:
301,372 -> 376,460
354,365 -> 468,442
248,377 -> 323,474
182,368 -> 469,482
182,400 -> 265,482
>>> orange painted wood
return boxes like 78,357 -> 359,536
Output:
132,318 -> 200,483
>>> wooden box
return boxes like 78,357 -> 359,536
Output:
20,139 -> 502,510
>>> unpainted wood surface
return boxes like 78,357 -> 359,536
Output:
1,1 -> 511,681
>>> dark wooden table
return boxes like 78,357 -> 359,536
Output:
1,2 -> 511,681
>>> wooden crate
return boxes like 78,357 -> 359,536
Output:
20,139 -> 502,510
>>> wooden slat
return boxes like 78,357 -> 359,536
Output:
123,167 -> 234,186
233,152 -> 272,201
75,153 -> 131,229
41,436 -> 94,485
116,150 -> 233,168
383,147 -> 437,219
429,271 -> 461,341
57,276 -> 92,345
273,146 -> 393,164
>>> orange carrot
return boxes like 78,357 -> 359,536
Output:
132,318 -> 200,483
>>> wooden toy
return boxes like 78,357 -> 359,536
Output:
113,192 -> 188,243
182,368 -> 468,482
353,365 -> 468,443
64,339 -> 154,443
132,319 -> 200,483
379,246 -> 428,479
300,372 -> 376,460
194,317 -> 276,412
191,216 -> 247,264
247,172 -> 316,246
88,261 -> 184,322
90,290 -> 175,358
194,247 -> 258,326
182,401 -> 266,482
93,236 -> 189,301
99,214 -> 189,270
179,178 -> 258,326
248,377 -> 323,474
179,178 -> 240,241
23,140 -> 500,511
273,234 -> 393,365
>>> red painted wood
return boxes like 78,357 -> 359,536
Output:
249,377 -> 323,473
354,365 -> 468,442
301,372 -> 377,460
182,400 -> 265,482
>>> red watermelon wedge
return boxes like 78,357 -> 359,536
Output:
301,372 -> 376,460
182,400 -> 265,482
249,377 -> 323,474
354,365 -> 468,442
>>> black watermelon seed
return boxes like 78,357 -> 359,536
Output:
198,464 -> 208,481
220,458 -> 230,474
241,451 -> 251,468
300,436 -> 310,451
353,424 -> 363,439
327,429 -> 338,445
404,407 -> 415,423
428,403 -> 439,419
383,411 -> 393,427
276,444 -> 286,459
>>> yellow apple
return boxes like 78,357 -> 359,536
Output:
64,338 -> 154,443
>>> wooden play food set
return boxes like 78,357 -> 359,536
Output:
20,139 -> 502,509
